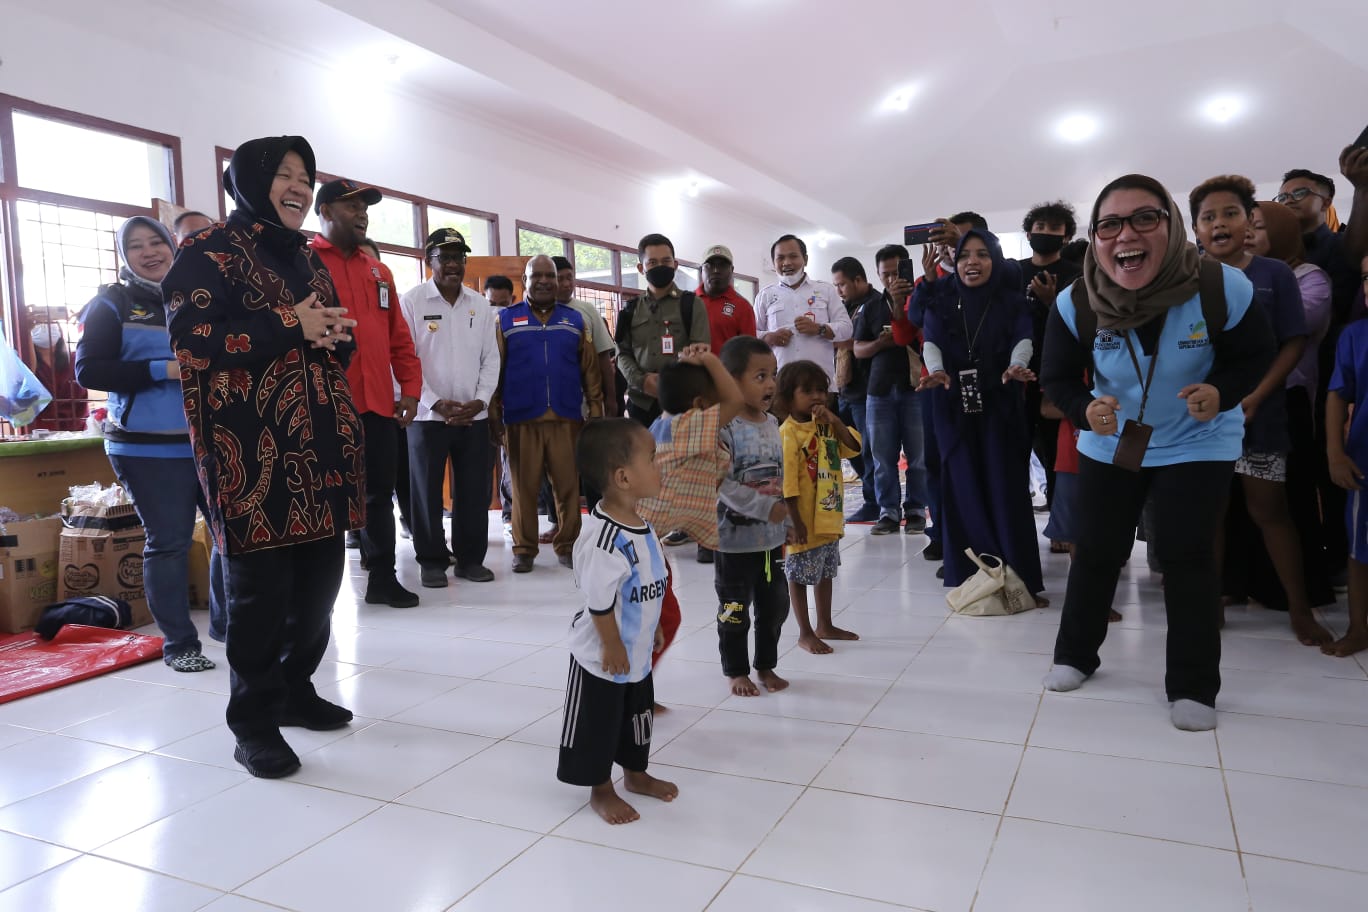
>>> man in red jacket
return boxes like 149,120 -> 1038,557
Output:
311,180 -> 423,608
696,244 -> 756,353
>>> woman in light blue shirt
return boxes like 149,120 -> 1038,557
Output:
1039,174 -> 1274,732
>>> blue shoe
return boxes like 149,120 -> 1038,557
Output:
846,505 -> 880,523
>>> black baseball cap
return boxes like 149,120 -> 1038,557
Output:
314,179 -> 382,214
425,228 -> 471,254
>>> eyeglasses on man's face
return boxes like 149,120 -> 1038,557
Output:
1273,187 -> 1328,205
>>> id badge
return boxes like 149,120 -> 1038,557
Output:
958,368 -> 982,415
661,333 -> 675,355
1112,419 -> 1153,473
378,281 -> 391,310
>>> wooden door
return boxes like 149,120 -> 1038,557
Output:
463,256 -> 530,300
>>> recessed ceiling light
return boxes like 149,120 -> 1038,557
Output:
817,233 -> 829,248
1202,95 -> 1244,124
879,84 -> 920,114
1055,114 -> 1099,143
687,181 -> 700,198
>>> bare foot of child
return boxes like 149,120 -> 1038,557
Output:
729,675 -> 760,696
814,625 -> 859,641
1108,609 -> 1123,622
798,632 -> 833,654
1321,628 -> 1368,657
624,769 -> 678,802
589,782 -> 639,825
1289,610 -> 1333,647
757,669 -> 789,692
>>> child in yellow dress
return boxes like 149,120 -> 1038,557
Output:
777,360 -> 862,654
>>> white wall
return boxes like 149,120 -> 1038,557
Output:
0,1 -> 792,276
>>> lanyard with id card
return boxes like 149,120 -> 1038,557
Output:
377,280 -> 391,310
957,297 -> 991,415
1112,314 -> 1166,472
661,320 -> 675,356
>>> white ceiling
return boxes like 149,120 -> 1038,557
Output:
262,0 -> 1368,243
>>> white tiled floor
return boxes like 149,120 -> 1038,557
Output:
2,513 -> 1366,911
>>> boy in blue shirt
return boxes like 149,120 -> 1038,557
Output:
1325,253 -> 1368,658
558,418 -> 679,824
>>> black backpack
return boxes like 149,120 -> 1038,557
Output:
1068,258 -> 1227,362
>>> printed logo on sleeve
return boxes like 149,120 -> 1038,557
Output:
1093,329 -> 1121,352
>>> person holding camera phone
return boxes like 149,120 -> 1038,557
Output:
909,228 -> 1043,602
1039,174 -> 1275,732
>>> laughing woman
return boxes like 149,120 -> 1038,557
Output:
75,216 -> 224,671
1040,174 -> 1274,731
163,136 -> 362,779
909,229 -> 1045,602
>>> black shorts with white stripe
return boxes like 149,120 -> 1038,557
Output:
556,656 -> 654,787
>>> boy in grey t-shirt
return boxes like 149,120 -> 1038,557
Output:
715,336 -> 795,696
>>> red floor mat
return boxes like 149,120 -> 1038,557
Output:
0,625 -> 164,704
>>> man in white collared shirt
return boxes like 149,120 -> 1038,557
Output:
755,234 -> 853,383
400,229 -> 502,588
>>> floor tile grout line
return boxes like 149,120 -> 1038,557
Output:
967,688 -> 1046,912
1213,727 -> 1256,912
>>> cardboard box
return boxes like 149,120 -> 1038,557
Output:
187,515 -> 211,612
59,502 -> 151,628
0,516 -> 62,633
0,437 -> 116,517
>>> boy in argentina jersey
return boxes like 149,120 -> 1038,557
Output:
559,418 -> 679,824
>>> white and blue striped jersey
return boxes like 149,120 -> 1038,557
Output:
567,506 -> 668,683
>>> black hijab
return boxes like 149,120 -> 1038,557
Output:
222,136 -> 316,250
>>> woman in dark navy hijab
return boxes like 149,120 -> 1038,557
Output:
909,228 -> 1045,602
163,136 -> 363,779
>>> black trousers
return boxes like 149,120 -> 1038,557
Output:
715,547 -> 790,678
627,398 -> 662,428
224,535 -> 343,739
1054,455 -> 1232,707
557,658 -> 653,786
408,419 -> 491,572
394,422 -> 412,531
359,411 -> 399,578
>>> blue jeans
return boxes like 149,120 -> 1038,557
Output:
841,395 -> 876,508
109,454 -> 225,657
866,386 -> 928,522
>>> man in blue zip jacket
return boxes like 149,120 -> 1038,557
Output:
494,255 -> 603,573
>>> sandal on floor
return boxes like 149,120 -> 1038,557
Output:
166,650 -> 216,673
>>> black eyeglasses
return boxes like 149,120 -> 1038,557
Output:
430,252 -> 467,265
1273,187 -> 1328,204
1092,208 -> 1169,240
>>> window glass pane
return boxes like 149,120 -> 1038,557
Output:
17,200 -> 121,320
428,206 -> 492,256
379,252 -> 425,292
576,286 -> 621,335
518,228 -> 565,258
734,278 -> 757,303
620,251 -> 641,290
364,196 -> 416,247
572,242 -> 613,285
13,112 -> 172,206
676,265 -> 699,290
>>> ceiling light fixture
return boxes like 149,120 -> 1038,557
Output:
879,84 -> 920,114
817,232 -> 829,249
1202,95 -> 1244,125
687,181 -> 700,198
1054,114 -> 1099,143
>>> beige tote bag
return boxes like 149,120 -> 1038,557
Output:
946,549 -> 1035,616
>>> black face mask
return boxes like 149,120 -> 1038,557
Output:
1028,233 -> 1066,256
645,265 -> 676,288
